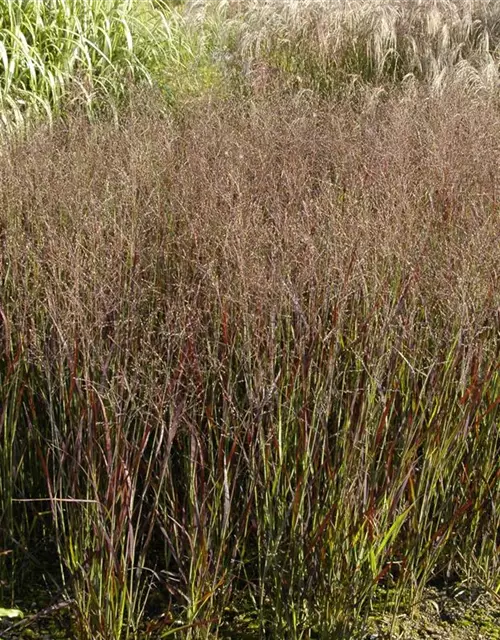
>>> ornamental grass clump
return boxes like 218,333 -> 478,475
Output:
0,86 -> 499,637
0,0 -> 219,132
212,0 -> 500,95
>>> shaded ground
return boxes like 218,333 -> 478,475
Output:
365,587 -> 500,640
0,604 -> 73,640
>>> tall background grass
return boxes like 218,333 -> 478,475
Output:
0,1 -> 499,639
0,0 -> 221,131
210,0 -> 500,96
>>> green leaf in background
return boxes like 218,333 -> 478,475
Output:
0,607 -> 24,619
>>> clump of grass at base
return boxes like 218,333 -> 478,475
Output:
0,0 -> 221,132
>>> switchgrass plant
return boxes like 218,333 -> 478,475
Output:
209,0 -> 500,96
0,0 -> 221,133
0,86 -> 499,638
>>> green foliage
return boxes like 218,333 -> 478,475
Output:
0,607 -> 23,618
0,0 -> 221,131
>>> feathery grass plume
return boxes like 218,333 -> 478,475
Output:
210,0 -> 500,95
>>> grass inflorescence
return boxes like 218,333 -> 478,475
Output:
0,1 -> 499,639
212,0 -> 500,97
